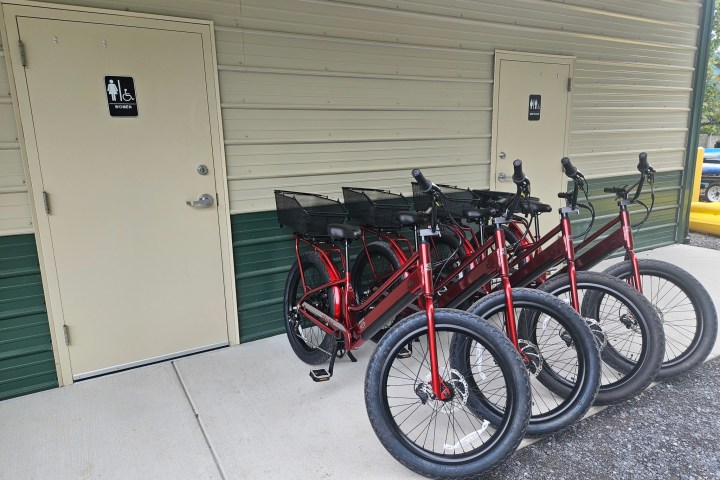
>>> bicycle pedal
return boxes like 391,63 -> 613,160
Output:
309,369 -> 332,382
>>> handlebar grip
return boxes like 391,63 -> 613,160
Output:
603,187 -> 616,193
637,152 -> 649,172
561,157 -> 578,178
412,168 -> 433,193
511,159 -> 526,184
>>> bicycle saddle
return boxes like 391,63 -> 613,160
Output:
463,207 -> 495,220
327,223 -> 361,240
519,199 -> 552,215
396,211 -> 428,226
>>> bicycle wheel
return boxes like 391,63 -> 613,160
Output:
351,241 -> 401,303
455,288 -> 601,437
283,252 -> 335,365
602,259 -> 718,380
537,271 -> 665,405
365,309 -> 530,479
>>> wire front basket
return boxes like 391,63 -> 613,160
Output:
342,187 -> 411,229
412,183 -> 477,219
274,190 -> 347,236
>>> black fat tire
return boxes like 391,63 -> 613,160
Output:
602,259 -> 718,380
458,288 -> 601,437
537,271 -> 665,405
365,309 -> 530,479
283,252 -> 335,365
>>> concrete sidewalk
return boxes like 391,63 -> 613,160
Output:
1,244 -> 718,480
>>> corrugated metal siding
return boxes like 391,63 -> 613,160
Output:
232,211 -> 292,342
571,170 -> 683,253
0,234 -> 56,400
0,50 -> 33,236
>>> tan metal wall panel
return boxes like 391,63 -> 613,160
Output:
0,48 -> 31,235
0,150 -> 26,189
218,71 -> 490,108
0,192 -> 33,234
337,0 -> 700,45
0,0 -> 704,220
222,109 -> 490,143
0,104 -> 19,143
226,138 -> 490,211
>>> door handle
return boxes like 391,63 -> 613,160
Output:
186,193 -> 214,208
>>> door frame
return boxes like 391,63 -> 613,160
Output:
0,0 -> 239,386
490,50 -> 575,191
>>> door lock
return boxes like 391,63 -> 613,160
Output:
186,194 -> 214,208
499,151 -> 506,160
497,172 -> 507,182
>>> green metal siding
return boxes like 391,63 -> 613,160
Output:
231,211 -> 363,343
570,171 -> 682,254
0,235 -> 57,401
232,211 -> 293,342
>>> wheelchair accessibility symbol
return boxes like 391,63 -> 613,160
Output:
104,76 -> 138,117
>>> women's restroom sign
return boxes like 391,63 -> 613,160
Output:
105,76 -> 138,117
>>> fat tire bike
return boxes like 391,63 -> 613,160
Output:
347,161 -> 602,437
276,169 -> 532,479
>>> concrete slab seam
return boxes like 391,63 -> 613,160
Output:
172,361 -> 229,480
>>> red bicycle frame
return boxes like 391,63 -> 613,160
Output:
569,203 -> 643,291
293,227 -> 451,399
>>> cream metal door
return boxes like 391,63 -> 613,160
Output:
491,52 -> 574,234
2,4 -> 237,382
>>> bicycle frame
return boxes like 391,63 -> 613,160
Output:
569,202 -> 643,291
292,229 -> 451,399
432,222 -> 521,346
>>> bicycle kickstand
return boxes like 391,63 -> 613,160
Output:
309,337 -> 356,382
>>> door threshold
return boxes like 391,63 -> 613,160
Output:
73,342 -> 229,381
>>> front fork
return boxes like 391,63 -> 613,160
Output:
620,208 -> 643,293
418,239 -> 452,401
493,226 -> 535,365
561,215 -> 581,311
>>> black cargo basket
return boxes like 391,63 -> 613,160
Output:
412,182 -> 477,219
342,187 -> 411,229
274,190 -> 347,236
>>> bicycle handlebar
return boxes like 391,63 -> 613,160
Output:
512,159 -> 526,184
412,168 -> 434,193
561,157 -> 578,178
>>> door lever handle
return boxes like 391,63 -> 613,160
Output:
186,193 -> 214,208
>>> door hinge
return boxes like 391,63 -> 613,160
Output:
567,77 -> 573,92
42,191 -> 51,214
19,39 -> 27,67
63,324 -> 70,345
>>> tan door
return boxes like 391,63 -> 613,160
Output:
4,6 -> 236,380
492,52 -> 574,235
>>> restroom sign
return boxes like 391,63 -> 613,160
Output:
105,76 -> 138,117
528,94 -> 541,121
